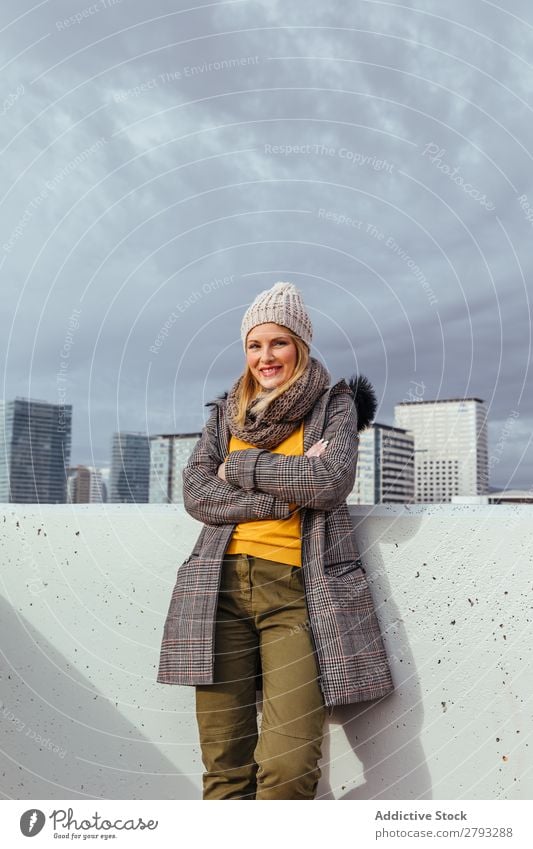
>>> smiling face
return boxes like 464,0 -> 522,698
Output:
245,323 -> 298,390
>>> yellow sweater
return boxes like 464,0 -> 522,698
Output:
225,421 -> 304,566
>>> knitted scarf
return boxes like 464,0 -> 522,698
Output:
226,356 -> 331,449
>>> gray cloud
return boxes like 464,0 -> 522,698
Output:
1,0 -> 531,489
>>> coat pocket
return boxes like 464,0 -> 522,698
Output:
323,557 -> 366,579
323,563 -> 388,674
324,560 -> 374,618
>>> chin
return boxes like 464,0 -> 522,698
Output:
256,376 -> 285,391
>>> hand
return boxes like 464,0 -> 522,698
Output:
217,462 -> 226,481
305,438 -> 329,459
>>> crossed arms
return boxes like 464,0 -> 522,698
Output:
182,391 -> 358,526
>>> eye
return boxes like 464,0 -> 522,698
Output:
248,340 -> 287,349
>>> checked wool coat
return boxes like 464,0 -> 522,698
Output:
157,374 -> 395,708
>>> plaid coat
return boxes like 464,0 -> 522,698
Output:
157,375 -> 394,708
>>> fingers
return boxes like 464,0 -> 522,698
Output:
305,438 -> 329,457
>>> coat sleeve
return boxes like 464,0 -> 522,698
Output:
182,405 -> 292,525
224,390 -> 358,511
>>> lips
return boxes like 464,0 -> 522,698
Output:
260,366 -> 281,376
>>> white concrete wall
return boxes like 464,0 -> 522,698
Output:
0,504 -> 531,800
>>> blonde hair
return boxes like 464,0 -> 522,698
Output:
233,330 -> 310,427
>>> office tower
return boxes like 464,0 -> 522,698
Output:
109,432 -> 150,503
149,433 -> 201,503
91,468 -> 107,503
348,423 -> 415,504
395,397 -> 488,503
0,397 -> 72,503
67,465 -> 107,503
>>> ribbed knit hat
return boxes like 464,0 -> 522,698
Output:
241,282 -> 313,350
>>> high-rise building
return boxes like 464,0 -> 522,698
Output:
90,467 -> 107,503
67,464 -> 90,503
395,397 -> 488,502
0,397 -> 72,503
348,423 -> 415,504
109,433 -> 150,503
149,433 -> 201,503
67,465 -> 107,503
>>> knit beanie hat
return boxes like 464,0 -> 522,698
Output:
240,281 -> 313,350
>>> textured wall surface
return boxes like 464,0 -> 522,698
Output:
0,504 -> 530,800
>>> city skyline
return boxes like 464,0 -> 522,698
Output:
0,380 -> 511,494
0,388 -> 505,503
1,0 -> 531,493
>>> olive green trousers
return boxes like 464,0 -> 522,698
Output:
195,553 -> 326,800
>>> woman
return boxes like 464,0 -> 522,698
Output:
157,282 -> 394,800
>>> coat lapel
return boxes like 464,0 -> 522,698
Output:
303,386 -> 333,452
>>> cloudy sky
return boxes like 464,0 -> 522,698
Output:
1,0 -> 531,490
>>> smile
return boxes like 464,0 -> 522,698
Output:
260,367 -> 282,376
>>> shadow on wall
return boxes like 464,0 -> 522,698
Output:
0,596 -> 197,800
317,511 -> 432,800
